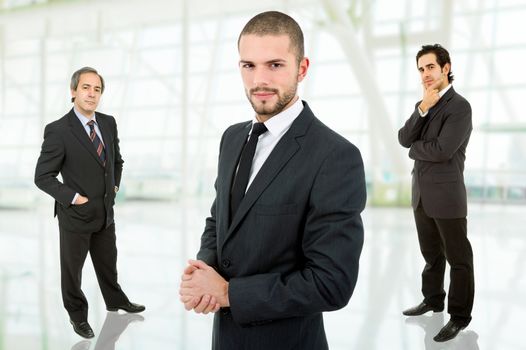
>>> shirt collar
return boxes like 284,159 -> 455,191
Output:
439,84 -> 452,98
73,107 -> 98,126
251,97 -> 303,137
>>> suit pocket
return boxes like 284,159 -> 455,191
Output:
433,172 -> 458,184
69,201 -> 96,222
255,203 -> 298,216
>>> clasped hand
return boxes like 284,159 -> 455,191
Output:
179,259 -> 229,314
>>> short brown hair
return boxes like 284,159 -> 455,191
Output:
238,11 -> 304,64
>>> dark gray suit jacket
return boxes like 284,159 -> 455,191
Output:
198,101 -> 366,350
398,87 -> 472,219
35,109 -> 123,233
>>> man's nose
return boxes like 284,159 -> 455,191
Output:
253,67 -> 270,86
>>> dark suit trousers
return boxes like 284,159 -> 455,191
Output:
414,205 -> 474,325
59,223 -> 128,322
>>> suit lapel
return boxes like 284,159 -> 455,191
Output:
217,121 -> 251,245
96,113 -> 113,165
224,102 -> 314,243
421,87 -> 456,136
67,109 -> 105,168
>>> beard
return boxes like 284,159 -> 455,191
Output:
246,83 -> 298,118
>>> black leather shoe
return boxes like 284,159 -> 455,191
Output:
70,320 -> 95,339
402,302 -> 443,316
433,320 -> 465,342
107,302 -> 145,313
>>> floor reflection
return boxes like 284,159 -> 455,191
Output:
0,201 -> 524,349
405,313 -> 479,350
69,313 -> 144,350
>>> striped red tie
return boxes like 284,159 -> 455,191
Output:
87,120 -> 106,166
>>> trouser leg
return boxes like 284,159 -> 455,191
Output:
413,205 -> 446,308
59,226 -> 91,322
434,217 -> 474,325
89,223 -> 129,307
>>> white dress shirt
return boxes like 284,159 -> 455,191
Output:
73,108 -> 105,144
71,108 -> 105,204
245,97 -> 304,191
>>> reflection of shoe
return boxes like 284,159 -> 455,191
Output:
405,315 -> 431,328
123,313 -> 145,323
71,340 -> 91,350
455,330 -> 480,350
107,311 -> 145,325
70,320 -> 95,339
433,320 -> 465,342
107,302 -> 145,313
403,302 -> 444,316
94,311 -> 145,348
462,330 -> 479,341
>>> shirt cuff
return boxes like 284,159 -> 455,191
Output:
418,106 -> 429,117
71,193 -> 79,205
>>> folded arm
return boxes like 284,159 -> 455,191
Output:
409,106 -> 472,162
398,103 -> 427,148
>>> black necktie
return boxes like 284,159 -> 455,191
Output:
230,122 -> 268,219
87,120 -> 106,166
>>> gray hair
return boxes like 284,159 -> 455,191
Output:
70,66 -> 105,102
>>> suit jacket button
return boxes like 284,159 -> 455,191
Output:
104,194 -> 108,198
221,259 -> 230,268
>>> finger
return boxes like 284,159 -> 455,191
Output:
179,295 -> 193,303
202,296 -> 217,314
181,273 -> 193,281
202,296 -> 219,315
188,259 -> 210,270
183,265 -> 197,275
184,296 -> 200,311
194,295 -> 211,314
179,286 -> 195,296
212,303 -> 221,313
202,304 -> 213,314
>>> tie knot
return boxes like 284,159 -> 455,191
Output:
87,120 -> 95,129
251,122 -> 267,137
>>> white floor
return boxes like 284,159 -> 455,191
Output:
0,199 -> 524,350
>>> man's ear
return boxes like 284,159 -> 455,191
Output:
442,63 -> 451,77
297,57 -> 310,82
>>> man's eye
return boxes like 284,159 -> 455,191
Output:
242,64 -> 254,69
270,63 -> 282,68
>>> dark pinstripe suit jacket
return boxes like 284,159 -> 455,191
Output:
399,87 -> 472,219
198,101 -> 366,350
35,109 -> 123,233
